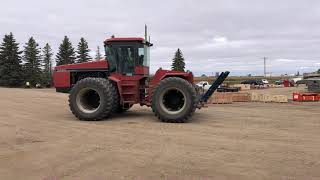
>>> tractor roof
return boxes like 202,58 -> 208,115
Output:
104,37 -> 144,43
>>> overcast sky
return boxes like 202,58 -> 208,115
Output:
1,0 -> 320,76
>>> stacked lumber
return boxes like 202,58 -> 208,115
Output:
249,92 -> 288,103
231,84 -> 251,91
207,92 -> 288,104
258,94 -> 273,103
252,85 -> 268,89
208,92 -> 251,104
269,84 -> 284,88
272,95 -> 289,103
208,92 -> 233,104
250,92 -> 259,102
231,92 -> 251,102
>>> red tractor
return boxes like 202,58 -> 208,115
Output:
53,36 -> 229,123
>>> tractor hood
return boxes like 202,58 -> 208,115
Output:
54,60 -> 109,71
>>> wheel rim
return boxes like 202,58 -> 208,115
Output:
160,88 -> 186,115
76,88 -> 101,114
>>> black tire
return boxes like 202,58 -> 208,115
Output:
109,83 -> 132,113
69,78 -> 114,121
151,77 -> 197,123
110,82 -> 121,114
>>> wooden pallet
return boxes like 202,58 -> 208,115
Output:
250,92 -> 288,103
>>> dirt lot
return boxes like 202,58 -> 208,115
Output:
0,87 -> 320,180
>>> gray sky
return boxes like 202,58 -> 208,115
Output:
1,0 -> 320,76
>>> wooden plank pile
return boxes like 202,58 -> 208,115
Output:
207,92 -> 288,104
232,92 -> 251,102
269,84 -> 284,88
208,92 -> 233,104
250,92 -> 288,103
231,84 -> 251,91
272,95 -> 289,103
258,94 -> 273,103
208,92 -> 251,104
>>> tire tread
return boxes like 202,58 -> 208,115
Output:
151,77 -> 197,123
69,78 -> 114,121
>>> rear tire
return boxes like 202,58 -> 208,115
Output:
151,77 -> 197,123
110,83 -> 132,113
69,78 -> 114,121
110,82 -> 121,114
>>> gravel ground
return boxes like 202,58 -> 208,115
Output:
0,87 -> 319,180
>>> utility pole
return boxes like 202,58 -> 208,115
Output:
145,24 -> 148,41
263,57 -> 267,77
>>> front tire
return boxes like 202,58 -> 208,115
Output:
151,77 -> 197,123
69,78 -> 114,121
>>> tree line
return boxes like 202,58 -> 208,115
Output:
0,32 -> 187,88
0,32 -> 101,87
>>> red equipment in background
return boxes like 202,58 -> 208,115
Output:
283,80 -> 290,87
293,92 -> 320,102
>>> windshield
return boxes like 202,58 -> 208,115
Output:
105,43 -> 150,74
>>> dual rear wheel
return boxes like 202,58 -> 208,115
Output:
69,78 -> 116,121
69,78 -> 130,121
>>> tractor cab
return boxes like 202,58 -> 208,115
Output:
104,38 -> 152,76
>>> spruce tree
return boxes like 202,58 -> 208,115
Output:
56,36 -> 76,65
76,37 -> 91,63
95,46 -> 102,60
42,43 -> 53,85
171,48 -> 185,72
0,32 -> 23,87
23,37 -> 42,86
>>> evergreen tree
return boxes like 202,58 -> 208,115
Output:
95,46 -> 102,60
56,36 -> 76,65
42,43 -> 53,85
23,37 -> 42,86
318,69 -> 320,73
0,32 -> 23,87
76,37 -> 91,63
171,48 -> 185,72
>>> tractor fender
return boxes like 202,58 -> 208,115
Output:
108,73 -> 121,91
150,68 -> 194,87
